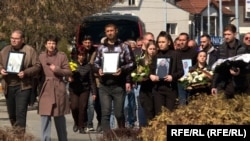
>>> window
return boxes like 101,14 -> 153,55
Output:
166,23 -> 177,35
128,0 -> 135,6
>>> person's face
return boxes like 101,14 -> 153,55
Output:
160,59 -> 166,66
158,36 -> 170,51
178,35 -> 188,49
82,39 -> 92,50
200,37 -> 210,49
223,30 -> 236,43
184,62 -> 188,68
243,34 -> 250,46
136,40 -> 143,48
197,52 -> 207,64
174,39 -> 180,50
130,43 -> 136,50
147,44 -> 157,57
188,40 -> 196,48
77,53 -> 86,62
143,34 -> 154,49
105,26 -> 117,40
10,32 -> 24,49
45,40 -> 57,53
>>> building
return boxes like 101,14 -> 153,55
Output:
109,0 -> 248,44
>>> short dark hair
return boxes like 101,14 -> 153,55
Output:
179,32 -> 189,40
224,24 -> 237,33
45,34 -> 59,44
82,35 -> 92,41
200,34 -> 211,40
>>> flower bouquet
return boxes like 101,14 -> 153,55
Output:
178,68 -> 213,90
131,65 -> 150,82
131,56 -> 150,82
69,61 -> 78,72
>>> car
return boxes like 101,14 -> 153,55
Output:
75,12 -> 146,48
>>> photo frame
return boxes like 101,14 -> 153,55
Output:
155,57 -> 171,80
6,51 -> 25,74
102,52 -> 119,74
182,59 -> 192,76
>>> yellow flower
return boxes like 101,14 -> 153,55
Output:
69,61 -> 78,72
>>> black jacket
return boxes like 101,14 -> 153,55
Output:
150,49 -> 184,92
212,39 -> 246,88
69,61 -> 97,95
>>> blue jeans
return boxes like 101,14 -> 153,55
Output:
87,93 -> 95,127
124,90 -> 136,126
99,84 -> 126,132
177,83 -> 189,105
134,84 -> 146,127
6,85 -> 31,128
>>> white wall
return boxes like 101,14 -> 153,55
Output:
111,0 -> 190,40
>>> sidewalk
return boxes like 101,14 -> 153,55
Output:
0,101 -> 102,141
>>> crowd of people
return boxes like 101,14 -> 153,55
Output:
0,23 -> 250,141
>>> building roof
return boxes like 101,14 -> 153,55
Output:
176,0 -> 234,16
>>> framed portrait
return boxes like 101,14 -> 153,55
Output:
102,52 -> 119,74
182,59 -> 192,76
6,51 -> 25,74
155,57 -> 171,80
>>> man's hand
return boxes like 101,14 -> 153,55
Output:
150,74 -> 159,82
211,88 -> 217,95
99,69 -> 104,76
164,75 -> 173,82
125,83 -> 131,92
113,68 -> 121,76
0,69 -> 8,76
92,95 -> 96,101
230,68 -> 240,76
17,71 -> 24,79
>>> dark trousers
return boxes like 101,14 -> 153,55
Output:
99,84 -> 126,132
70,91 -> 89,128
139,90 -> 154,125
153,88 -> 177,116
6,85 -> 31,128
94,90 -> 102,123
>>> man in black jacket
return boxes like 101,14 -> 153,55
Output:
199,34 -> 219,69
211,24 -> 246,98
94,23 -> 136,133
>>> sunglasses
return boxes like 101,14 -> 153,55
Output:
245,37 -> 250,41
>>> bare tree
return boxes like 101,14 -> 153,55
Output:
0,0 -> 119,52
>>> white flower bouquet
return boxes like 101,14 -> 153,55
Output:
178,68 -> 213,90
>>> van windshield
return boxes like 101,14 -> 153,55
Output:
78,20 -> 141,46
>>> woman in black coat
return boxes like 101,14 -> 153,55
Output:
150,31 -> 184,115
68,48 -> 97,133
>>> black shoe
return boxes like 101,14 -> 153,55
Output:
96,123 -> 103,133
73,124 -> 78,132
79,127 -> 86,134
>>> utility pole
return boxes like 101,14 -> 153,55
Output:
165,0 -> 167,31
235,0 -> 239,39
207,0 -> 210,34
219,0 -> 223,38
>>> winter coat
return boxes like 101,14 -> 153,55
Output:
68,61 -> 97,95
38,51 -> 72,116
0,44 -> 41,95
